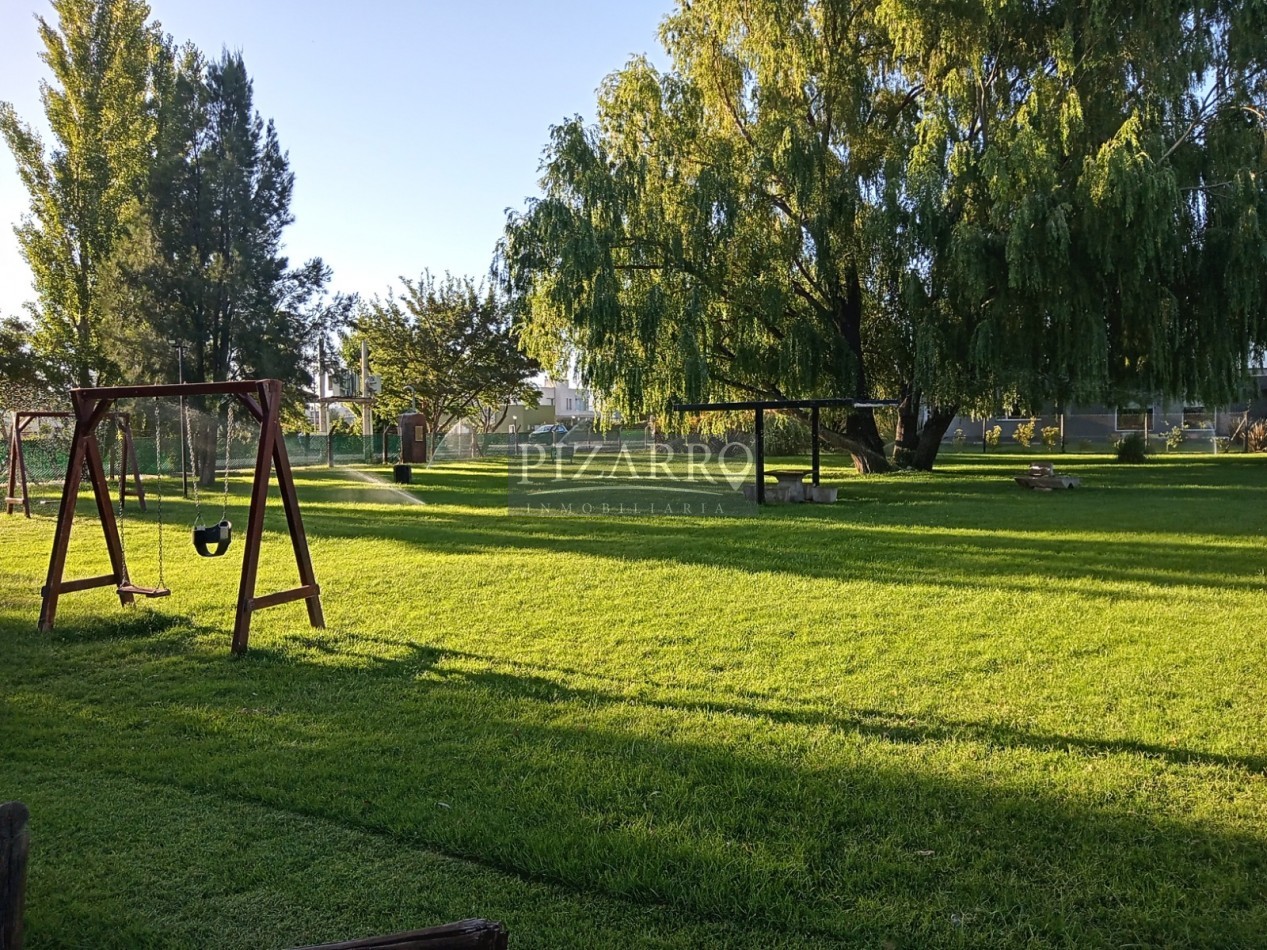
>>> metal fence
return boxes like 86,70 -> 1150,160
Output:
0,429 -> 390,486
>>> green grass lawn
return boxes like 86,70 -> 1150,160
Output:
2,453 -> 1266,947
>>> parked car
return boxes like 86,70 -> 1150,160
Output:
527,423 -> 568,443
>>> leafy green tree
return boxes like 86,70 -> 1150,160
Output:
504,0 -> 1267,471
0,0 -> 159,386
107,48 -> 338,481
0,316 -> 56,414
885,0 -> 1267,464
353,273 -> 539,440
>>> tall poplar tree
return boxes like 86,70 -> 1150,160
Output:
0,0 -> 159,386
504,0 -> 1267,471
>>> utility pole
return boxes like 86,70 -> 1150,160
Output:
170,341 -> 188,497
361,339 -> 372,438
317,337 -> 329,436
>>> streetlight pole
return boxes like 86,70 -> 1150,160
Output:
170,341 -> 188,497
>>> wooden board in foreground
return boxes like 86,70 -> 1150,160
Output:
292,918 -> 508,950
1,801 -> 30,950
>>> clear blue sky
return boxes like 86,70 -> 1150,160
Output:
0,0 -> 672,318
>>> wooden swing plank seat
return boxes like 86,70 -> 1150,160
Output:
36,379 -> 324,654
115,583 -> 171,598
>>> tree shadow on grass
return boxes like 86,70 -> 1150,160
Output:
44,609 -> 189,644
300,505 -> 1267,598
249,635 -> 1267,776
17,634 -> 1266,946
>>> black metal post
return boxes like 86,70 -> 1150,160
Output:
755,408 -> 765,505
811,404 -> 821,486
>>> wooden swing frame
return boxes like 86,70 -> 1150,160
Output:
6,410 -> 146,518
38,379 -> 324,654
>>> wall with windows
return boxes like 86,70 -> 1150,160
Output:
494,377 -> 597,433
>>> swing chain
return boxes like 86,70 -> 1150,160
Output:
155,399 -> 165,588
185,400 -> 233,525
185,395 -> 201,526
221,403 -> 233,521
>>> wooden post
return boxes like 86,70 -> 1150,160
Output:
754,408 -> 765,505
5,416 -> 30,518
233,381 -> 282,654
38,403 -> 105,631
811,404 -> 821,487
271,412 -> 325,631
1,801 -> 30,950
230,381 -> 324,653
77,399 -> 136,606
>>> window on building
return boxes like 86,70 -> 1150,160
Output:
566,398 -> 573,410
1115,406 -> 1154,431
1182,406 -> 1212,429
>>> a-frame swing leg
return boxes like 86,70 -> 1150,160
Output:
38,397 -> 135,632
272,412 -> 325,630
6,417 -> 32,518
230,380 -> 324,654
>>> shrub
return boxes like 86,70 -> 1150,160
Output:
1248,420 -> 1267,453
1040,426 -> 1060,449
1012,418 -> 1037,449
953,427 -> 966,447
984,424 -> 1002,448
1165,425 -> 1186,451
762,414 -> 812,455
1115,431 -> 1148,463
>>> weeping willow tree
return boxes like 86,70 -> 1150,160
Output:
892,0 -> 1267,464
503,0 -> 1267,471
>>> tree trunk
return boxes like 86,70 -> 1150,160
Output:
832,269 -> 891,474
816,421 -> 890,473
841,411 -> 891,473
194,408 -> 225,489
911,406 -> 958,471
892,385 -> 921,468
197,435 -> 217,488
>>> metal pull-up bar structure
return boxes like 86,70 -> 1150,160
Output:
37,379 -> 324,654
671,397 -> 898,504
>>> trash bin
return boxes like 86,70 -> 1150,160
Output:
393,464 -> 412,484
